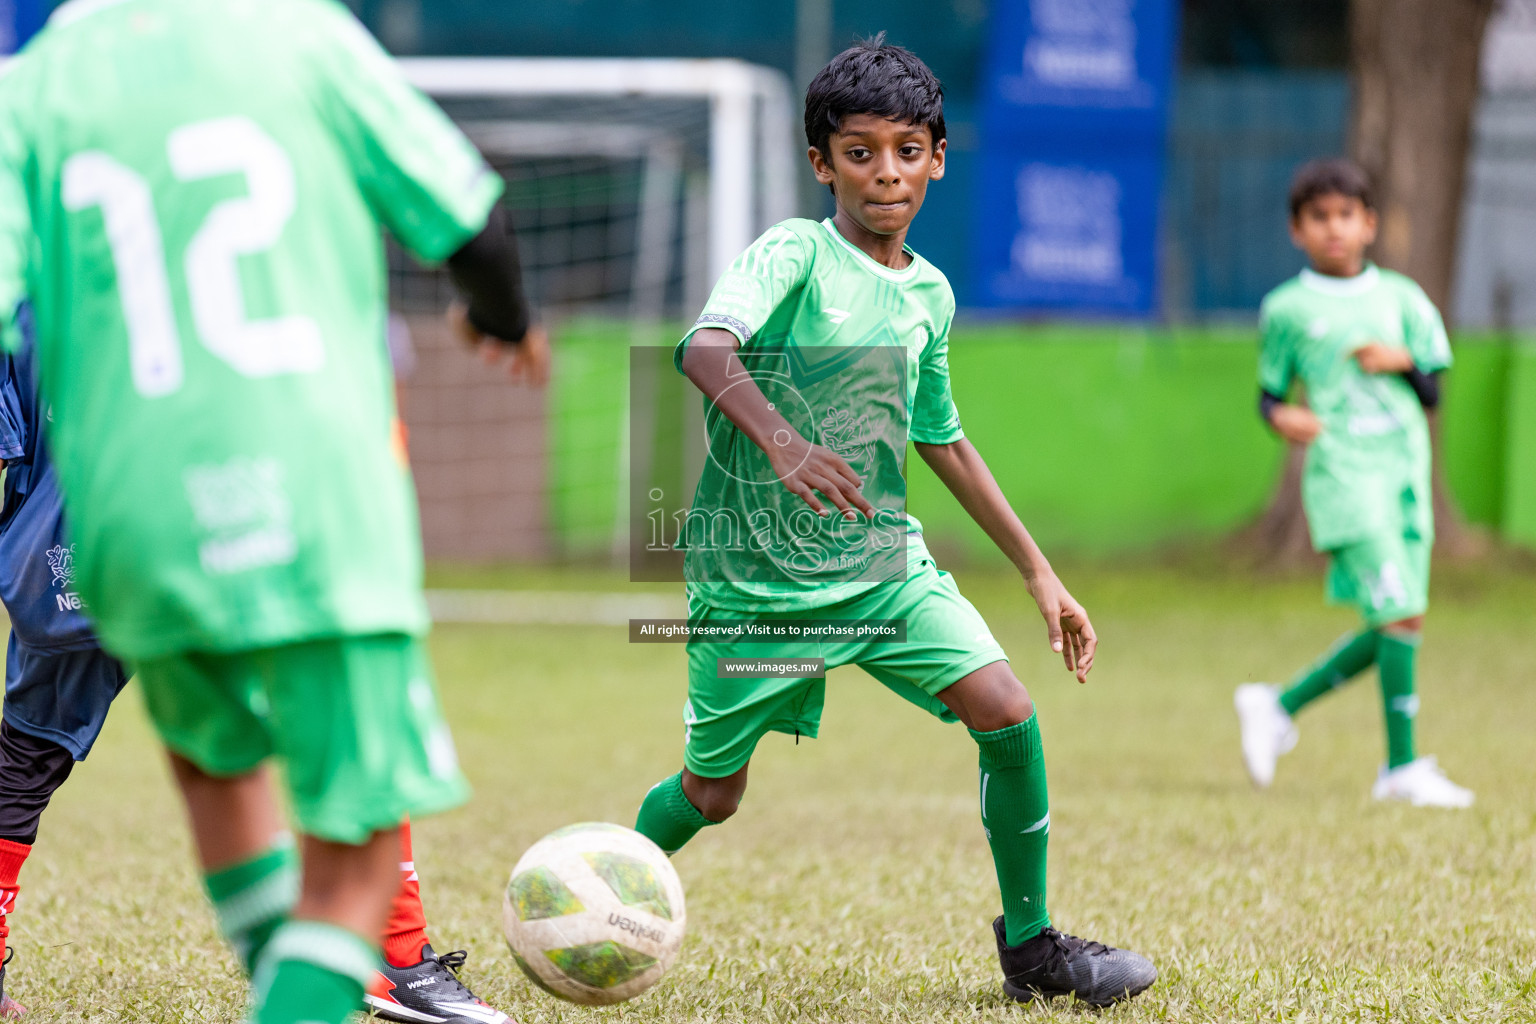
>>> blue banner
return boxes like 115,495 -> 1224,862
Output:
0,0 -> 47,54
975,150 -> 1162,311
974,0 -> 1179,315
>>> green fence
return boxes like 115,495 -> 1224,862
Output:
549,321 -> 1535,563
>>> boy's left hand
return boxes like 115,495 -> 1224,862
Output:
1350,342 -> 1414,375
1024,570 -> 1097,683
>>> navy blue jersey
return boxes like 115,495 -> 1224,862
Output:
0,306 -> 99,654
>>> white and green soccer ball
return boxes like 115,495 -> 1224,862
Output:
503,822 -> 686,1005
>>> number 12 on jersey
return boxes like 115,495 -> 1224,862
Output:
62,115 -> 323,398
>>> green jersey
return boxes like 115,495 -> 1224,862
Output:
676,217 -> 964,613
1258,265 -> 1452,551
0,0 -> 502,660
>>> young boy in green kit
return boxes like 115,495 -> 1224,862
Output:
632,37 -> 1157,1006
0,2 -> 540,1021
1235,159 -> 1473,808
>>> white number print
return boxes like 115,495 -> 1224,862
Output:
170,118 -> 322,378
61,153 -> 184,397
62,117 -> 322,397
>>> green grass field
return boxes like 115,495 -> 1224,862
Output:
9,561 -> 1535,1023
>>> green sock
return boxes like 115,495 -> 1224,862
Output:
972,714 -> 1051,947
635,772 -> 714,854
1278,629 -> 1380,715
250,920 -> 376,1024
1376,632 -> 1420,769
205,836 -> 299,974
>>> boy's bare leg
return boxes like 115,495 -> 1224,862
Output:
634,763 -> 748,855
293,831 -> 401,939
169,754 -> 300,979
172,753 -> 401,935
170,752 -> 403,1024
680,763 -> 749,823
170,755 -> 285,871
935,661 -> 1032,731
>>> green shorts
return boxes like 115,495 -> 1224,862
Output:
682,560 -> 1007,778
137,633 -> 469,844
1326,532 -> 1431,627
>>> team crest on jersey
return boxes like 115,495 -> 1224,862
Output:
46,544 -> 76,588
820,406 -> 873,465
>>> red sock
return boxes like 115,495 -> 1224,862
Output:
382,820 -> 430,968
0,839 -> 31,964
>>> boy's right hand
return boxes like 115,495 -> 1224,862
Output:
767,432 -> 876,521
449,303 -> 551,386
1268,403 -> 1322,445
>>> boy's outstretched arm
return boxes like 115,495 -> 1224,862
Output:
915,438 -> 1096,682
680,328 -> 875,520
445,205 -> 550,386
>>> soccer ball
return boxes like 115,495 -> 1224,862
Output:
502,822 -> 686,1005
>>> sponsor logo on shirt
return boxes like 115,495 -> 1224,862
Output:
183,457 -> 298,576
1348,412 -> 1402,437
46,543 -> 75,587
47,543 -> 85,611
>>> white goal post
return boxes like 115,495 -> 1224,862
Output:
390,58 -> 800,564
401,57 -> 800,307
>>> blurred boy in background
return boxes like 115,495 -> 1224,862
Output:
1236,159 -> 1473,809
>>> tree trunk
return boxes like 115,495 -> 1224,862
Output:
1353,0 -> 1497,558
1248,0 -> 1496,567
1350,0 -> 1495,313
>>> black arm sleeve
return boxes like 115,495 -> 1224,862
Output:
1402,367 -> 1441,410
1258,388 -> 1285,425
445,204 -> 531,345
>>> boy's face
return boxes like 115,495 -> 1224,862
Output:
808,114 -> 946,237
1289,192 -> 1377,276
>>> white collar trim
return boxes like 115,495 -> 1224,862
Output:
820,219 -> 920,282
1300,264 -> 1381,297
50,0 -> 133,28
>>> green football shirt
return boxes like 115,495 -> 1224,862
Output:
1258,264 -> 1452,551
0,0 -> 502,659
676,217 -> 964,613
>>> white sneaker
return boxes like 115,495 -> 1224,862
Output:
1371,756 -> 1475,808
1234,683 -> 1298,788
1234,684 -> 1296,792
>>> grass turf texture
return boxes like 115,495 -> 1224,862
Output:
6,561 -> 1534,1023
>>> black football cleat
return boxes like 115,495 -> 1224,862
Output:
0,948 -> 26,1018
993,916 -> 1156,1007
366,945 -> 510,1024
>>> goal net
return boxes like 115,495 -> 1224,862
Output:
388,59 -> 798,563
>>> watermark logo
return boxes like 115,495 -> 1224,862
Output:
628,345 -> 913,585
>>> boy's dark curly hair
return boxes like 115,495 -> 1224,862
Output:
804,32 -> 945,158
1289,158 -> 1374,219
